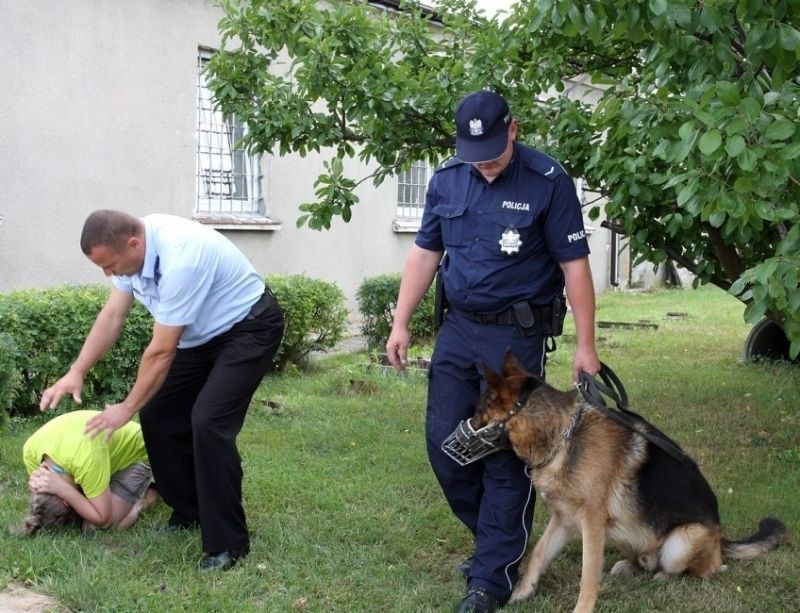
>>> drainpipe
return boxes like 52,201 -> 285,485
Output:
609,229 -> 619,287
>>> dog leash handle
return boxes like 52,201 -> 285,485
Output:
577,362 -> 628,412
578,363 -> 686,462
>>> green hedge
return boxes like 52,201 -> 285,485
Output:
0,285 -> 152,418
0,332 -> 20,427
266,274 -> 348,370
356,273 -> 436,350
0,276 -> 348,417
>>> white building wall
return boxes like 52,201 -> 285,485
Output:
0,0 -> 416,311
0,0 -> 619,313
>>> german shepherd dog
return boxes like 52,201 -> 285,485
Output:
472,350 -> 788,613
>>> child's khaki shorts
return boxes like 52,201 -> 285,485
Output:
110,461 -> 153,504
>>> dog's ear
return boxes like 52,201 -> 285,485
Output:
518,375 -> 543,405
502,348 -> 528,377
481,362 -> 502,388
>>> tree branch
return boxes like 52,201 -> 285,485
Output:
601,220 -> 733,291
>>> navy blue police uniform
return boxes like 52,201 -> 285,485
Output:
415,142 -> 590,603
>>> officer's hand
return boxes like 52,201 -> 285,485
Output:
385,328 -> 411,371
572,347 -> 600,385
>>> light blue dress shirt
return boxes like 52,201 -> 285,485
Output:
112,214 -> 264,348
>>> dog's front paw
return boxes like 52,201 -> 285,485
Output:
638,550 -> 660,571
610,559 -> 637,575
509,583 -> 536,603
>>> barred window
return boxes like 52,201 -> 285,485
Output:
196,50 -> 263,217
395,160 -> 430,222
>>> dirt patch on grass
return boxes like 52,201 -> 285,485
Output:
0,584 -> 63,613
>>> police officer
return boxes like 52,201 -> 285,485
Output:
386,91 -> 600,612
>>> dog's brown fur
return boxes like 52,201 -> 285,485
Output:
472,350 -> 789,613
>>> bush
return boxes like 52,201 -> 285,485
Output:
265,274 -> 348,370
356,273 -> 436,350
0,276 -> 348,415
0,285 -> 152,417
0,332 -> 20,427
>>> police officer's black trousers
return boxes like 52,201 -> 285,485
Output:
426,311 -> 548,602
139,294 -> 284,554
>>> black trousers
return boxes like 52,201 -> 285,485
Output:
139,292 -> 284,553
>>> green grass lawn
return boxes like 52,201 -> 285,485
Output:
0,285 -> 797,612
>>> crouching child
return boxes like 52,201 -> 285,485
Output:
15,410 -> 157,534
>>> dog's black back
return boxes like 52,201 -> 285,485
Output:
579,390 -> 723,536
637,441 -> 721,535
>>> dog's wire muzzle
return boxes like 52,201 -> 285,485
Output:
441,419 -> 508,466
441,400 -> 525,466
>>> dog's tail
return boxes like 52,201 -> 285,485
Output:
722,517 -> 790,560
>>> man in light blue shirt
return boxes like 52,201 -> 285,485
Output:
40,210 -> 284,572
112,213 -> 264,347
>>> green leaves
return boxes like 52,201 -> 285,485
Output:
698,128 -> 722,155
297,158 -> 360,231
210,0 -> 800,351
725,134 -> 746,157
0,286 -> 152,416
732,255 -> 800,358
356,273 -> 436,350
649,0 -> 668,17
778,23 -> 800,50
764,118 -> 796,141
265,273 -> 348,369
716,81 -> 741,106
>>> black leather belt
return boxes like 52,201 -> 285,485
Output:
450,302 -> 551,326
244,290 -> 275,320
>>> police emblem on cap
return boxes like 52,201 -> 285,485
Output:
469,118 -> 484,136
499,228 -> 522,255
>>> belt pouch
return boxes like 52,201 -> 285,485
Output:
550,294 -> 567,337
512,301 -> 537,336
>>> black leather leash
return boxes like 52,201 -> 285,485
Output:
577,363 -> 687,462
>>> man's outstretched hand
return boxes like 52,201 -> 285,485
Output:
40,371 -> 85,411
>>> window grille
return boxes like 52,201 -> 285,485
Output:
196,51 -> 263,217
395,161 -> 430,222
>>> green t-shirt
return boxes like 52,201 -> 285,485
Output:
22,410 -> 148,499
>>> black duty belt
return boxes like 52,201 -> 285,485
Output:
244,289 -> 276,320
450,302 -> 552,327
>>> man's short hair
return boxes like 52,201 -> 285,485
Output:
80,210 -> 140,255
